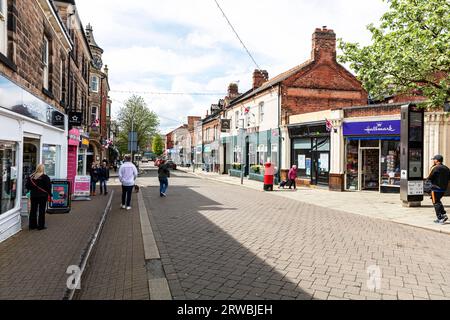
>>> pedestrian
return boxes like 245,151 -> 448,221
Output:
98,161 -> 110,195
90,162 -> 99,196
158,159 -> 170,197
113,160 -> 118,173
25,164 -> 51,231
287,165 -> 298,190
426,155 -> 450,224
119,155 -> 138,210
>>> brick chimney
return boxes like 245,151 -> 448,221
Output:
311,26 -> 336,63
227,83 -> 239,99
187,116 -> 201,130
252,69 -> 269,89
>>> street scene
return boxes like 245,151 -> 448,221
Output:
0,0 -> 449,308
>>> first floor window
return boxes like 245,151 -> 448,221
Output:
0,0 -> 7,56
91,106 -> 98,125
259,102 -> 265,124
0,141 -> 18,215
90,75 -> 99,92
43,36 -> 50,90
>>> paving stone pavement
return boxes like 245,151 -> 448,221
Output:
0,194 -> 109,300
142,170 -> 450,300
76,187 -> 149,300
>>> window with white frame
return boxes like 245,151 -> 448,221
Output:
43,36 -> 49,90
91,105 -> 98,125
235,110 -> 239,128
259,102 -> 265,124
0,0 -> 7,56
90,75 -> 99,92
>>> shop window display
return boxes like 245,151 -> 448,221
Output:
381,141 -> 401,187
346,140 -> 359,190
42,144 -> 59,178
0,141 -> 17,215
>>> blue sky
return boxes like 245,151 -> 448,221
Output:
76,0 -> 389,133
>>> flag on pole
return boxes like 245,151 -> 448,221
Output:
244,107 -> 250,114
326,119 -> 333,132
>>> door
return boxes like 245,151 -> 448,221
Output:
22,139 -> 40,196
223,143 -> 227,174
311,138 -> 330,186
361,149 -> 380,190
245,140 -> 250,176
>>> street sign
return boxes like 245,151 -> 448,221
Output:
128,131 -> 138,152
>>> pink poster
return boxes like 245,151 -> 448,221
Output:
67,145 -> 78,194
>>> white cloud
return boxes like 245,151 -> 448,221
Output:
75,0 -> 390,132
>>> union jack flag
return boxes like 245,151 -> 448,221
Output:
325,119 -> 333,132
244,107 -> 250,114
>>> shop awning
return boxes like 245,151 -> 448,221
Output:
346,136 -> 400,141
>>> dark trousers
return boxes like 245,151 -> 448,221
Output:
159,177 -> 169,195
99,180 -> 108,194
122,186 -> 134,207
29,197 -> 47,229
288,179 -> 297,189
90,181 -> 97,193
432,191 -> 447,219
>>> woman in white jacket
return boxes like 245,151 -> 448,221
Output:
118,155 -> 138,210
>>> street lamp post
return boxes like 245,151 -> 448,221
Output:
239,119 -> 245,185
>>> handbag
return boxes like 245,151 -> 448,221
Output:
423,180 -> 433,194
30,178 -> 52,202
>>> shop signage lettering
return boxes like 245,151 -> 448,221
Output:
343,120 -> 401,136
69,112 -> 83,126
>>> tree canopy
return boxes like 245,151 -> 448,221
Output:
338,0 -> 450,108
116,95 -> 159,154
152,134 -> 165,156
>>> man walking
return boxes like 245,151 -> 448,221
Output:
119,155 -> 138,210
427,155 -> 450,224
98,160 -> 110,195
158,159 -> 170,197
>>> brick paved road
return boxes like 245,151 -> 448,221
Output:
76,187 -> 149,300
142,170 -> 450,300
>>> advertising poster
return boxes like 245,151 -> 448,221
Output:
298,155 -> 306,170
74,176 -> 91,198
305,158 -> 311,176
320,154 -> 329,171
48,180 -> 71,214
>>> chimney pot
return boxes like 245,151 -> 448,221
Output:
252,69 -> 269,90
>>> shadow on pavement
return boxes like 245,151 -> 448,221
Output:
142,183 -> 313,300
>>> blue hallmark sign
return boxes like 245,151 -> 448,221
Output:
343,120 -> 401,136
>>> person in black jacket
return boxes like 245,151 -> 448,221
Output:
427,155 -> 450,224
90,163 -> 99,196
158,160 -> 170,197
25,164 -> 51,231
98,160 -> 110,195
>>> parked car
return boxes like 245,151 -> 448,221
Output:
141,157 -> 148,163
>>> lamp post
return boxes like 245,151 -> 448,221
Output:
239,119 -> 245,185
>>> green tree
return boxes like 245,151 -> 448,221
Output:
338,0 -> 450,108
152,134 -> 165,156
117,95 -> 160,155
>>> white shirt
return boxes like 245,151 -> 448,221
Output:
118,162 -> 138,186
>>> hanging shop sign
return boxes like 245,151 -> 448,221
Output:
343,120 -> 401,136
221,119 -> 231,132
68,128 -> 80,146
69,112 -> 83,127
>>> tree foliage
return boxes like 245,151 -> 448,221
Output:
116,95 -> 160,154
152,134 -> 165,156
338,0 -> 450,108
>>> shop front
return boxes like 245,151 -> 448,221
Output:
289,122 -> 330,186
343,120 -> 401,193
0,74 -> 67,242
77,132 -> 90,176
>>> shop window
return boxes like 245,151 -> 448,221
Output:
360,140 -> 379,148
0,0 -> 7,56
0,141 -> 18,216
42,144 -> 59,178
380,141 -> 401,187
346,140 -> 359,190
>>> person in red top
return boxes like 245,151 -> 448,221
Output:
25,164 -> 51,230
288,165 -> 298,190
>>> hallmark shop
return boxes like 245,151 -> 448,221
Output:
343,119 -> 401,193
289,122 -> 331,186
0,75 -> 67,242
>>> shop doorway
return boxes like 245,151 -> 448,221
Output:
361,149 -> 380,190
311,138 -> 330,186
245,138 -> 250,176
22,138 -> 40,197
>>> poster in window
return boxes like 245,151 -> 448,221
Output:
305,158 -> 311,176
298,155 -> 306,170
319,153 -> 329,171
